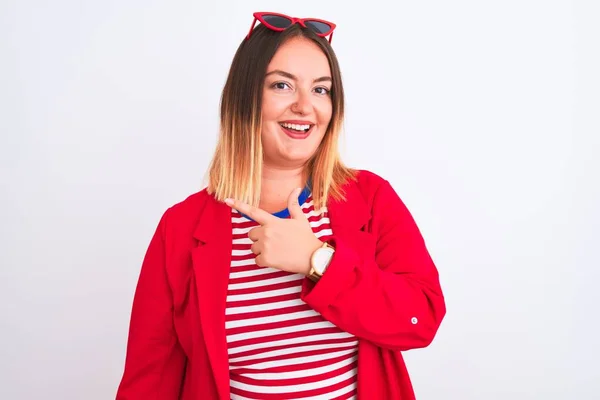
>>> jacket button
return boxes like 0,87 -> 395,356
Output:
411,317 -> 418,324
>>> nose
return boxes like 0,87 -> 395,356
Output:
291,88 -> 312,115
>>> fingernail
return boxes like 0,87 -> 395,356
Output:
224,198 -> 233,205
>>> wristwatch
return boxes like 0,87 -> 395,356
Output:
307,241 -> 335,282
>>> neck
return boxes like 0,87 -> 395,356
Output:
259,162 -> 307,212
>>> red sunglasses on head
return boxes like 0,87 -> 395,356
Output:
246,12 -> 337,43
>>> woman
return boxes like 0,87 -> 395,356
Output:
117,12 -> 446,400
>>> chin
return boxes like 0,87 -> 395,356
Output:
278,150 -> 315,165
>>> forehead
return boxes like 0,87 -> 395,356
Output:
267,37 -> 331,79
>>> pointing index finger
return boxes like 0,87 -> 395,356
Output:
224,198 -> 274,225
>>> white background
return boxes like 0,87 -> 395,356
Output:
2,0 -> 599,399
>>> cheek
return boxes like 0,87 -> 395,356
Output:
317,102 -> 333,129
261,94 -> 288,120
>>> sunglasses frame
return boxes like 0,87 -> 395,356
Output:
246,12 -> 336,43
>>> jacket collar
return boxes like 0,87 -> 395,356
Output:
192,178 -> 371,244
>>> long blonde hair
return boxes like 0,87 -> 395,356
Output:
206,24 -> 356,210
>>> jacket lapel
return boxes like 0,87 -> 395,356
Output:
191,194 -> 231,400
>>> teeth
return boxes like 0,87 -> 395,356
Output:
280,122 -> 311,131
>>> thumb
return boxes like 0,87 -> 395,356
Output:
287,188 -> 305,220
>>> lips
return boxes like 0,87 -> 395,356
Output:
279,124 -> 314,139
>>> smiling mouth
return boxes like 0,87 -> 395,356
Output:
279,122 -> 314,139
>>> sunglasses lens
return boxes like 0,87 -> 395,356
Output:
304,20 -> 332,35
262,15 -> 293,29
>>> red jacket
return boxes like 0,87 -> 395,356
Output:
116,170 -> 446,399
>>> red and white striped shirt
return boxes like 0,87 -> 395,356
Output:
226,193 -> 358,400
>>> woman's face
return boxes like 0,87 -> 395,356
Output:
260,37 -> 333,168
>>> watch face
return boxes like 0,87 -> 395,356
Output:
313,247 -> 334,274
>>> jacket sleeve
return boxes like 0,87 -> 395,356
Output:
301,180 -> 446,351
116,210 -> 186,400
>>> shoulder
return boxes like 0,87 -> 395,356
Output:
354,169 -> 388,188
168,188 -> 212,216
350,169 -> 395,200
346,170 -> 421,235
347,169 -> 410,218
157,187 -> 215,234
331,169 -> 401,220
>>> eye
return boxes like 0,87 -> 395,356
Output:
271,81 -> 292,90
314,86 -> 331,95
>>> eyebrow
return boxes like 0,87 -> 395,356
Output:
265,69 -> 332,84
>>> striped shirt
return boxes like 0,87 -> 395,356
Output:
226,191 -> 358,400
